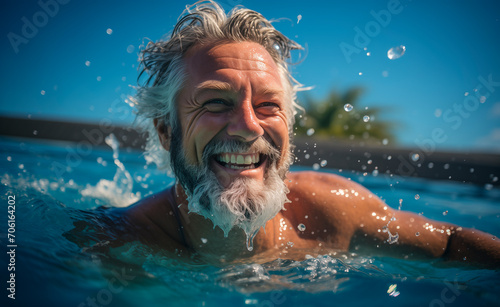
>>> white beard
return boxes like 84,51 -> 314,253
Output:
187,161 -> 290,238
170,135 -> 291,239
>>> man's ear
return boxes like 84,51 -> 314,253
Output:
153,118 -> 171,151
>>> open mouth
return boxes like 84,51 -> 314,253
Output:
214,152 -> 266,170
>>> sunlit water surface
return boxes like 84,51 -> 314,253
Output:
1,137 -> 499,307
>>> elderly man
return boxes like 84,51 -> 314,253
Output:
122,1 -> 499,266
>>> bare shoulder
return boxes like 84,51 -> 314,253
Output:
121,187 -> 185,249
283,171 -> 387,248
286,171 -> 381,208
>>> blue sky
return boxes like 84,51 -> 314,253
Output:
1,0 -> 500,152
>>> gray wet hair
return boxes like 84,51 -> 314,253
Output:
132,0 -> 307,171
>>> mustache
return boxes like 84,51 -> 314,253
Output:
201,137 -> 281,164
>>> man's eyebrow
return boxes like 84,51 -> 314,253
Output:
194,81 -> 234,97
193,80 -> 284,98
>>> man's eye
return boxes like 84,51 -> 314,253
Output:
203,99 -> 231,112
257,102 -> 281,115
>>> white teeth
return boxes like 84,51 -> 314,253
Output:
216,153 -> 260,167
236,155 -> 244,164
244,155 -> 252,164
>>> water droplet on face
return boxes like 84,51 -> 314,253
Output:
414,194 -> 420,200
387,45 -> 406,60
411,153 -> 420,162
363,115 -> 370,122
298,223 -> 306,231
306,128 -> 315,136
415,232 -> 420,236
344,103 -> 353,112
320,160 -> 327,167
442,210 -> 448,216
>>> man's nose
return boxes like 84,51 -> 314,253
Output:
226,102 -> 264,141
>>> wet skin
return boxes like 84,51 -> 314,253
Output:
121,42 -> 500,267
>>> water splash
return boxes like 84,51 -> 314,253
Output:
387,45 -> 406,60
81,134 -> 139,207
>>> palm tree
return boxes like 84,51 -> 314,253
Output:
294,88 -> 396,144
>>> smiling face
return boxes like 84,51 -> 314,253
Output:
162,41 -> 292,237
176,41 -> 291,186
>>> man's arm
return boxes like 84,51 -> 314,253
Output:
291,171 -> 500,267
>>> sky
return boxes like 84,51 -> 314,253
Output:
1,0 -> 500,152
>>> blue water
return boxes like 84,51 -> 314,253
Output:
1,136 -> 499,307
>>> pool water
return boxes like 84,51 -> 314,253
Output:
1,136 -> 499,307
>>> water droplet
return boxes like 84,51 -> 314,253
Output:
7,156 -> 12,162
382,138 -> 389,145
443,163 -> 450,170
363,115 -> 370,122
382,70 -> 389,77
366,52 -> 371,56
358,72 -> 363,76
411,153 -> 420,162
304,154 -> 310,159
463,257 -> 467,261
415,232 -> 420,236
297,14 -> 302,24
320,160 -> 327,167
398,199 -> 403,210
470,168 -> 474,173
387,45 -> 406,60
442,210 -> 448,216
33,130 -> 38,135
434,109 -> 442,117
344,103 -> 353,112
306,128 -> 315,136
126,45 -> 135,53
493,176 -> 498,182
85,60 -> 91,67
97,76 -> 102,81
428,162 -> 434,169
414,194 -> 420,200
312,163 -> 320,170
372,169 -> 379,176
106,28 -> 113,35
387,232 -> 399,244
298,223 -> 306,231
40,90 -> 46,95
246,230 -> 259,251
484,183 -> 493,190
201,238 -> 208,244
